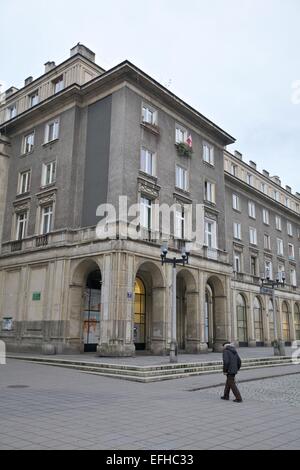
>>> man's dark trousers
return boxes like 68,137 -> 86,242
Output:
223,374 -> 242,400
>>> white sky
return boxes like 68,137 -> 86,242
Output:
1,0 -> 300,192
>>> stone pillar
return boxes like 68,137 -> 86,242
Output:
97,251 -> 135,357
185,290 -> 203,353
247,294 -> 256,347
213,276 -> 229,352
231,289 -> 239,346
277,298 -> 284,342
198,272 -> 208,353
151,286 -> 168,355
261,296 -> 271,346
0,135 -> 10,250
290,302 -> 296,343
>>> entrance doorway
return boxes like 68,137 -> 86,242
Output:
134,278 -> 146,350
83,269 -> 102,352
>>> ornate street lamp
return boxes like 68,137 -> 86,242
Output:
161,242 -> 190,363
260,269 -> 286,356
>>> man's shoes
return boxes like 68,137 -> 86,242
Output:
220,396 -> 229,400
233,399 -> 243,403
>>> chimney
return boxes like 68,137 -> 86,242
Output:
249,161 -> 257,170
234,150 -> 243,160
24,76 -> 33,86
70,43 -> 95,62
285,185 -> 292,193
296,192 -> 300,199
271,176 -> 281,186
5,86 -> 18,98
262,170 -> 270,178
44,61 -> 56,73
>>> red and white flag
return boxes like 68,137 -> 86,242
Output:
186,134 -> 193,148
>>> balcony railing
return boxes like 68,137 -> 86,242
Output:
11,240 -> 22,252
35,234 -> 49,247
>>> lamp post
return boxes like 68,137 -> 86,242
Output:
161,242 -> 190,363
260,270 -> 286,356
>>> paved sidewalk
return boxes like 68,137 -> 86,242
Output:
0,359 -> 299,450
7,346 -> 294,366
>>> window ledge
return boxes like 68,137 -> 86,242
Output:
203,160 -> 215,169
40,183 -> 56,191
43,139 -> 59,148
138,171 -> 157,182
19,150 -> 34,158
16,191 -> 30,199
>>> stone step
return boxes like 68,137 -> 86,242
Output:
7,354 -> 294,382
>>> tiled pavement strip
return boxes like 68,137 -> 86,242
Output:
0,356 -> 300,450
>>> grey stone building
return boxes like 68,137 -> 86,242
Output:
0,44 -> 299,355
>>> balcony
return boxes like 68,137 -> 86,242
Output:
202,246 -> 228,263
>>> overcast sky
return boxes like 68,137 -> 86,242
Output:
1,0 -> 300,192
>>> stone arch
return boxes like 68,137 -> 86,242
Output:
134,260 -> 166,354
206,275 -> 227,352
68,257 -> 103,352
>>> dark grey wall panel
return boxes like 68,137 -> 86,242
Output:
82,95 -> 112,227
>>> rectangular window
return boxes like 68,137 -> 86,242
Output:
204,181 -> 216,203
290,268 -> 297,287
277,238 -> 284,256
263,209 -> 269,225
234,252 -> 241,273
142,105 -> 157,125
16,212 -> 28,240
204,219 -> 217,249
230,164 -> 238,176
42,161 -> 56,186
248,201 -> 256,218
288,243 -> 295,259
6,104 -> 17,120
44,119 -> 59,143
285,197 -> 291,208
140,197 -> 152,230
274,191 -> 280,202
41,205 -> 53,234
53,76 -> 64,94
251,256 -> 257,276
277,265 -> 285,282
287,222 -> 293,236
203,142 -> 214,165
264,234 -> 271,250
232,194 -> 240,211
175,206 -> 185,239
140,148 -> 155,176
22,132 -> 35,154
265,260 -> 273,280
249,227 -> 257,245
18,170 -> 31,195
247,173 -> 253,186
29,91 -> 39,107
261,182 -> 267,193
233,223 -> 241,240
275,216 -> 282,231
176,165 -> 188,191
175,125 -> 187,144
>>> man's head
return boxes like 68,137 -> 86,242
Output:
222,342 -> 231,350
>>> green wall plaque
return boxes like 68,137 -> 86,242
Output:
32,292 -> 41,301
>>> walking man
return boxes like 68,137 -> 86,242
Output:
221,342 -> 243,403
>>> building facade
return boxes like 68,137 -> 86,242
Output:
0,45 -> 299,355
